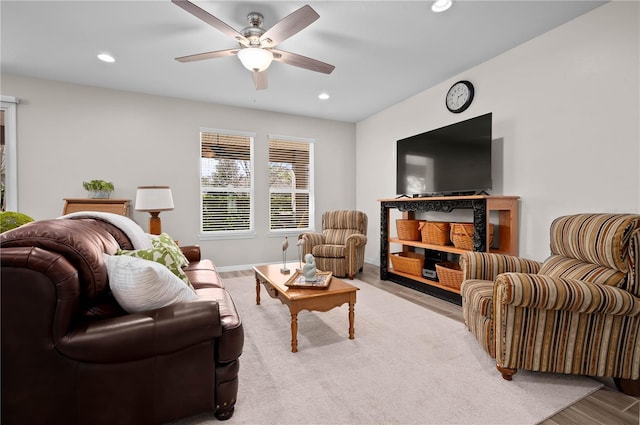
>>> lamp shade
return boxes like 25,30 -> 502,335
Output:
237,47 -> 274,72
134,186 -> 174,212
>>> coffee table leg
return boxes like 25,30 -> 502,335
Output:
348,302 -> 355,340
255,276 -> 261,305
291,312 -> 298,353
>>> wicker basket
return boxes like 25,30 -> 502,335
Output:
390,252 -> 425,276
435,262 -> 463,289
396,219 -> 422,241
419,221 -> 451,245
450,223 -> 495,250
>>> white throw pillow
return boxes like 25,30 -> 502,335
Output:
103,254 -> 198,313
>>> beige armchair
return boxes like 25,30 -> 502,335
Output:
298,210 -> 368,279
460,213 -> 640,396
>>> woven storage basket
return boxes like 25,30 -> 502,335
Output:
435,262 -> 463,289
396,219 -> 422,241
390,252 -> 425,276
419,221 -> 451,245
450,223 -> 495,250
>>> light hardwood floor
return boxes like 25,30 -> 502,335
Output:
220,263 -> 640,425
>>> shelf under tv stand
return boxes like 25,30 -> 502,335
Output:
378,195 -> 520,305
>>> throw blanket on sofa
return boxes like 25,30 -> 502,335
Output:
58,211 -> 152,249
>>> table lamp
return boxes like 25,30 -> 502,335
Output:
134,186 -> 174,235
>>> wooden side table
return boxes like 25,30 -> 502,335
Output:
62,198 -> 130,216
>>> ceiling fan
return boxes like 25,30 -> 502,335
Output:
172,0 -> 335,90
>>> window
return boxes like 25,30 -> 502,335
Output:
200,128 -> 254,238
268,135 -> 314,232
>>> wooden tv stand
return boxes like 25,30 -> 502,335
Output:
378,195 -> 519,304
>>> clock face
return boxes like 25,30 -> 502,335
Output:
446,80 -> 474,113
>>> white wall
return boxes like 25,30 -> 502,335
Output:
5,2 -> 639,270
357,2 -> 640,264
3,74 -> 356,269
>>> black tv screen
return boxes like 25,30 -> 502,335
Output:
396,113 -> 492,197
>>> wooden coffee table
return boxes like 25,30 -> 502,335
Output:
253,263 -> 359,353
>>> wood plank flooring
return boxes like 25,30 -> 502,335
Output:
220,263 -> 639,425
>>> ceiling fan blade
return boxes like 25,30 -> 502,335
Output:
172,0 -> 249,46
272,49 -> 335,74
175,49 -> 239,63
260,5 -> 319,47
252,71 -> 268,90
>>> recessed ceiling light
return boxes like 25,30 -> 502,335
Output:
432,0 -> 453,13
318,92 -> 330,100
97,53 -> 115,63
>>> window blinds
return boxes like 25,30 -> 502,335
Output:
200,130 -> 253,233
268,138 -> 312,230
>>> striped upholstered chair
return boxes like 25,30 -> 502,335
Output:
298,210 -> 367,279
460,213 -> 640,395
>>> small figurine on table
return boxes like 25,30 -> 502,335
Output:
296,238 -> 305,272
302,253 -> 317,281
280,235 -> 290,274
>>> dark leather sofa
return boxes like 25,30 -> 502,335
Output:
0,217 -> 244,424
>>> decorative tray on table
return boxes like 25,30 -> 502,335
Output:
284,270 -> 332,289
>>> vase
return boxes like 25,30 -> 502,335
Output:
88,190 -> 112,199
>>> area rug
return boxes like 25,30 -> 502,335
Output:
170,276 -> 602,425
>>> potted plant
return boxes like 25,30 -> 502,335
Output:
82,179 -> 114,199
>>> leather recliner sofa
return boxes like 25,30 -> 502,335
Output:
0,217 -> 244,424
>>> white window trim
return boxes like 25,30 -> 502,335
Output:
198,127 -> 256,240
267,134 -> 315,237
1,96 -> 18,212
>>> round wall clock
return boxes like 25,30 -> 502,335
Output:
445,80 -> 474,113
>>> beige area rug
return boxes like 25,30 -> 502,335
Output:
170,276 -> 602,425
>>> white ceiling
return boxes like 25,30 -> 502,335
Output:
1,1 -> 606,123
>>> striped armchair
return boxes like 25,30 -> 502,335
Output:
298,210 -> 368,279
460,213 -> 640,395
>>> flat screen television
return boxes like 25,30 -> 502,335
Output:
396,113 -> 492,197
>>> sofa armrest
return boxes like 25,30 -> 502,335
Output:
460,252 -> 542,281
298,232 -> 325,255
180,245 -> 201,262
57,300 -> 222,363
495,272 -> 640,316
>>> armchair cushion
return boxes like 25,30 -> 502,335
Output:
104,254 -> 198,313
496,273 -> 640,316
301,232 -> 326,246
313,244 -> 345,258
550,214 -> 640,272
539,255 -> 626,287
324,228 -> 361,245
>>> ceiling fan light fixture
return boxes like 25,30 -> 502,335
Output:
237,47 -> 274,72
432,0 -> 453,13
